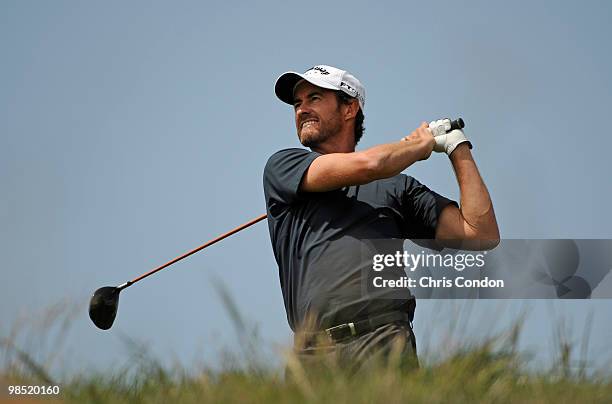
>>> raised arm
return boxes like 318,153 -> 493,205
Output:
435,144 -> 500,250
301,123 -> 434,192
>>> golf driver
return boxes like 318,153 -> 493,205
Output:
89,117 -> 466,330
89,213 -> 267,330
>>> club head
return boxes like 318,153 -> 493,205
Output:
89,286 -> 120,330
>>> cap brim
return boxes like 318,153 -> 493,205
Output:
274,72 -> 339,106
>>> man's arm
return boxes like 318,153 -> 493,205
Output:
435,144 -> 500,250
301,123 -> 434,192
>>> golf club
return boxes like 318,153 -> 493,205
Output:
451,118 -> 464,130
89,117 -> 465,330
89,213 -> 267,330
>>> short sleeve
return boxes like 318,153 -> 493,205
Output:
263,148 -> 320,213
401,175 -> 458,239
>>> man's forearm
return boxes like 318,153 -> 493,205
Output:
300,123 -> 434,193
362,137 -> 432,180
449,144 -> 500,240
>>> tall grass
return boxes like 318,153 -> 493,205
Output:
2,291 -> 611,403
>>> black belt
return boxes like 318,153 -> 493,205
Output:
313,312 -> 411,343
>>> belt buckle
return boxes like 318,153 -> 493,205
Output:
325,322 -> 356,341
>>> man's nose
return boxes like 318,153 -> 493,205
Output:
295,102 -> 312,117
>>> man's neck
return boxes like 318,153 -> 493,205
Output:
310,131 -> 356,154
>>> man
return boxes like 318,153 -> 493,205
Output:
263,65 -> 499,371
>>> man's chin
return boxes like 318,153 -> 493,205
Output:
300,138 -> 315,148
298,131 -> 321,148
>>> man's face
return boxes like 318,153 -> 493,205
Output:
292,81 -> 344,148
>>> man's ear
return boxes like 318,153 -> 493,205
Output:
343,99 -> 359,121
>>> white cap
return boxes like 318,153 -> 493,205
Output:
275,65 -> 365,110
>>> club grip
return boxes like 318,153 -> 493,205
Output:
450,118 -> 465,131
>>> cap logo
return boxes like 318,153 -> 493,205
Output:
340,81 -> 364,107
306,66 -> 330,75
340,81 -> 356,95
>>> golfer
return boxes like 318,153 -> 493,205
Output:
263,65 -> 499,371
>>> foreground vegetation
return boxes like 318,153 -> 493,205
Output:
2,297 -> 610,403
3,337 -> 611,403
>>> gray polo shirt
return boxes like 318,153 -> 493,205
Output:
263,148 -> 456,331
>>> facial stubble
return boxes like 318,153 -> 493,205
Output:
297,103 -> 344,148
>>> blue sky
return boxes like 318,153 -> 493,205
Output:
1,1 -> 611,374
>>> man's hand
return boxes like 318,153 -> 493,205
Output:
400,122 -> 435,161
432,128 -> 472,156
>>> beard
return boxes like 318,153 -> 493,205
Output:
297,114 -> 343,148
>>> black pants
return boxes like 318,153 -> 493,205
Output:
290,322 -> 419,377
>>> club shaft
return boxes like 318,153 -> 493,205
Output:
118,213 -> 268,290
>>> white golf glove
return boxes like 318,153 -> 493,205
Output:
429,119 -> 472,156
